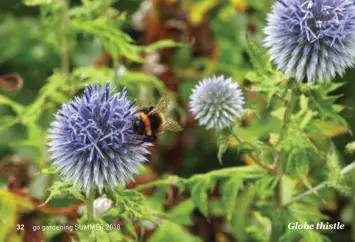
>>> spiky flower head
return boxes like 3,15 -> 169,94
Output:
264,0 -> 355,82
47,83 -> 149,195
189,75 -> 244,130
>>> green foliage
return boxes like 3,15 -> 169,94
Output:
167,199 -> 196,226
301,83 -> 348,126
23,0 -> 55,6
44,180 -> 86,204
104,188 -> 160,236
282,122 -> 319,177
188,176 -> 211,217
221,176 -> 242,221
326,147 -> 351,195
149,220 -> 202,242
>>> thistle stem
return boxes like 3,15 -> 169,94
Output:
284,161 -> 355,206
86,192 -> 95,221
275,87 -> 298,207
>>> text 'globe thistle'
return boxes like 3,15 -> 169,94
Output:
47,83 -> 149,195
264,0 -> 355,82
189,75 -> 244,130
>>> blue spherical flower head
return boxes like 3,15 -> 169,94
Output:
189,75 -> 244,130
264,0 -> 355,82
47,83 -> 149,195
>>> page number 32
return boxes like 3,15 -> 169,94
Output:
16,224 -> 24,230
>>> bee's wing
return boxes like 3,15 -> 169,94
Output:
149,95 -> 169,115
160,118 -> 183,132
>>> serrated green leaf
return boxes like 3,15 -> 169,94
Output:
221,176 -> 242,221
281,176 -> 297,204
246,40 -> 272,75
255,176 -> 277,199
167,199 -> 195,226
231,184 -> 255,242
282,123 -> 319,177
147,187 -> 167,212
149,220 -> 202,242
307,87 -> 348,126
44,181 -> 85,205
189,177 -> 211,217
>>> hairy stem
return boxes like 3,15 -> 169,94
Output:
275,87 -> 298,207
284,161 -> 355,206
86,192 -> 95,221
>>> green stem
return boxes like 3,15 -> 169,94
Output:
284,161 -> 355,206
133,165 -> 266,191
86,192 -> 95,221
275,86 -> 298,207
231,131 -> 276,175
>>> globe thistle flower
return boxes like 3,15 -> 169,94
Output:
189,75 -> 244,130
47,83 -> 149,195
264,0 -> 355,82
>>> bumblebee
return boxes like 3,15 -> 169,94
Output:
132,95 -> 183,143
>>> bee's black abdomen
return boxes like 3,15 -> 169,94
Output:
149,114 -> 163,133
133,119 -> 146,135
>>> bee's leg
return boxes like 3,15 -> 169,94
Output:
144,135 -> 157,143
132,110 -> 140,115
131,135 -> 149,145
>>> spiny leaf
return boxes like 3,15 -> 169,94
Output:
44,181 -> 85,205
307,87 -> 348,126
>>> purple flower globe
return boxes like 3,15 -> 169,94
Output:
47,83 -> 149,195
264,0 -> 355,82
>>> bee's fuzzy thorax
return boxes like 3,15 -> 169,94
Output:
139,112 -> 152,135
